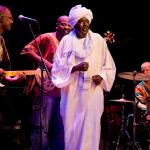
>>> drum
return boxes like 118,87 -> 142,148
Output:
104,105 -> 122,126
101,105 -> 122,149
126,109 -> 148,149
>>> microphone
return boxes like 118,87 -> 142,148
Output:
18,15 -> 38,22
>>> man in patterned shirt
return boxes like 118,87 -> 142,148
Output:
135,62 -> 150,110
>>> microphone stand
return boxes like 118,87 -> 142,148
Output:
28,22 -> 51,150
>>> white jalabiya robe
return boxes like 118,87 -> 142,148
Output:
51,30 -> 116,150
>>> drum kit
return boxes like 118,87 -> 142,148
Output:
108,71 -> 150,150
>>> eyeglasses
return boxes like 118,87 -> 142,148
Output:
4,15 -> 13,21
0,13 -> 13,21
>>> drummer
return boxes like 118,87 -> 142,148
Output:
135,62 -> 150,110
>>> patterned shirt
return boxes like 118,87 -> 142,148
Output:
0,35 -> 11,70
21,32 -> 60,96
21,32 -> 59,66
135,81 -> 150,104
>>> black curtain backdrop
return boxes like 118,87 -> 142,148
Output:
1,0 -> 150,99
1,1 -> 150,149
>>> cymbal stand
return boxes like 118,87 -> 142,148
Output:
115,95 -> 131,150
132,71 -> 142,150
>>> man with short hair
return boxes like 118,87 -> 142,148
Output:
135,62 -> 150,109
21,15 -> 72,150
0,5 -> 26,149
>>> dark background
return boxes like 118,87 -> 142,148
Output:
1,0 -> 150,99
1,1 -> 150,148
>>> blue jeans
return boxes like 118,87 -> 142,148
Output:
31,95 -> 64,150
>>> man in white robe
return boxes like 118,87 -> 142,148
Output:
51,4 -> 116,150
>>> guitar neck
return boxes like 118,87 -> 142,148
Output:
4,70 -> 38,77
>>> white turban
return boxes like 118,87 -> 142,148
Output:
68,4 -> 93,28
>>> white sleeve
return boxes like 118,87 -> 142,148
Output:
51,38 -> 74,88
99,41 -> 116,91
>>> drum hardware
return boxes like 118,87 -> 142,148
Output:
146,97 -> 150,150
102,104 -> 122,149
109,98 -> 134,104
146,97 -> 150,120
115,97 -> 132,150
118,71 -> 143,150
118,71 -> 150,81
109,84 -> 133,149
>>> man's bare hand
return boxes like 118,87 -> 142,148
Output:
5,73 -> 26,83
72,62 -> 89,73
92,75 -> 103,85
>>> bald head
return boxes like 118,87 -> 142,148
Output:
141,62 -> 150,74
55,15 -> 72,41
57,15 -> 69,24
141,62 -> 150,69
0,5 -> 9,12
0,5 -> 13,33
0,5 -> 10,17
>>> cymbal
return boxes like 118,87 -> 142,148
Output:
118,72 -> 150,81
109,98 -> 134,103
